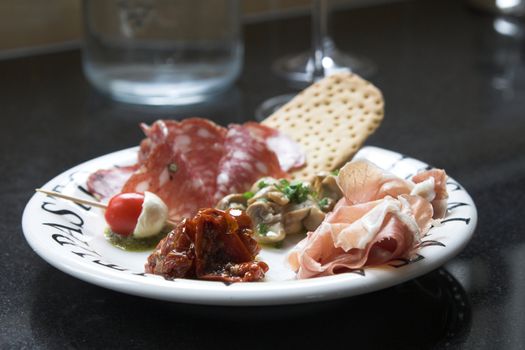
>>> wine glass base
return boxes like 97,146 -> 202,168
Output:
273,47 -> 375,85
254,93 -> 296,121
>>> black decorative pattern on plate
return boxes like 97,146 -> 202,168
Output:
446,181 -> 463,191
389,254 -> 425,268
441,217 -> 471,225
419,240 -> 446,248
447,202 -> 470,210
386,155 -> 407,171
350,269 -> 366,276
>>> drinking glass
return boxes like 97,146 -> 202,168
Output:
82,0 -> 242,105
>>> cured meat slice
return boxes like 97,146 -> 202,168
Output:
243,122 -> 306,171
412,169 -> 448,219
337,160 -> 413,205
289,159 -> 445,279
87,165 -> 138,201
121,143 -> 203,219
88,118 -> 302,221
122,119 -> 226,220
288,195 -> 433,279
145,208 -> 268,282
338,160 -> 448,219
138,119 -> 227,164
214,124 -> 289,202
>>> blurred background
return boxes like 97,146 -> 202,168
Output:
0,0 -> 400,59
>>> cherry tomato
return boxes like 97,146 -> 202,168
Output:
105,192 -> 145,236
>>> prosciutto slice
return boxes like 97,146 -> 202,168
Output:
289,195 -> 433,278
412,169 -> 449,219
337,159 -> 448,219
337,159 -> 413,205
289,159 -> 447,279
88,118 -> 305,221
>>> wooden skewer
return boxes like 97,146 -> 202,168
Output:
35,188 -> 178,226
36,188 -> 107,209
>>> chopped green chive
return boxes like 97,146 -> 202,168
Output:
318,197 -> 329,209
257,180 -> 268,189
275,179 -> 311,204
278,179 -> 290,187
257,223 -> 269,236
331,169 -> 340,176
243,191 -> 254,199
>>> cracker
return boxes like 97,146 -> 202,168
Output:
262,72 -> 384,181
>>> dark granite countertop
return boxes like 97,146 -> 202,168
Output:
2,0 -> 525,348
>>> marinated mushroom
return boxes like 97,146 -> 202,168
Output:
246,201 -> 282,226
312,172 -> 343,212
248,186 -> 277,204
249,177 -> 278,193
216,174 -> 344,244
246,201 -> 286,243
282,206 -> 311,235
303,206 -> 326,231
216,193 -> 248,210
254,222 -> 286,244
266,191 -> 290,206
282,200 -> 328,235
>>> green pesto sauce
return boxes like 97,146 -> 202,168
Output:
104,225 -> 172,252
258,240 -> 284,249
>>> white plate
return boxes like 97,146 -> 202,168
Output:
22,146 -> 477,306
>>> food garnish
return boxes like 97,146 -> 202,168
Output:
105,191 -> 168,238
35,189 -> 172,249
104,229 -> 168,252
104,193 -> 144,237
274,179 -> 311,204
256,223 -> 270,236
243,191 -> 255,199
318,197 -> 330,210
257,180 -> 269,189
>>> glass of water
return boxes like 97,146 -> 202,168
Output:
82,0 -> 242,105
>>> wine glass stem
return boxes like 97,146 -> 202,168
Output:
311,0 -> 328,80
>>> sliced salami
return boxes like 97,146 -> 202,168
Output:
214,124 -> 288,201
87,165 -> 138,202
243,122 -> 305,171
88,118 -> 303,221
138,119 -> 226,165
122,119 -> 226,220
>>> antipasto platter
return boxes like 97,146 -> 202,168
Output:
22,73 -> 477,305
